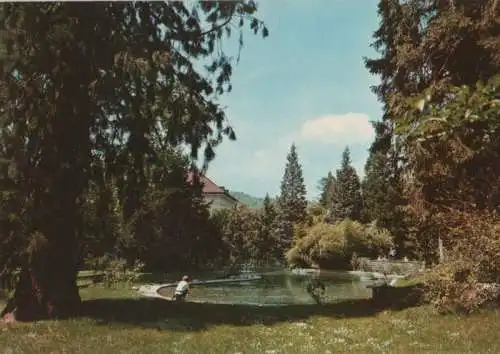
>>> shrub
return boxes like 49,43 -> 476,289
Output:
422,209 -> 500,313
364,221 -> 394,257
336,219 -> 365,256
87,255 -> 145,288
286,227 -> 323,267
317,224 -> 346,268
286,219 -> 394,269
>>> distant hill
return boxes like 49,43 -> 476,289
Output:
231,191 -> 265,209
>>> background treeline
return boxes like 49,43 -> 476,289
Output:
78,150 -> 285,273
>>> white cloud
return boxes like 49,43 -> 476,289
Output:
206,112 -> 375,199
298,113 -> 374,145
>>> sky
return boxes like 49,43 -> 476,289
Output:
205,0 -> 383,200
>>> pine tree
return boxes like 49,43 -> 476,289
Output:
329,147 -> 363,222
362,151 -> 390,224
362,148 -> 410,253
318,172 -> 335,208
277,143 -> 307,252
258,193 -> 279,261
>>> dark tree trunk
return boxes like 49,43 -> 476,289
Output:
1,192 -> 83,321
2,263 -> 81,321
1,68 -> 90,321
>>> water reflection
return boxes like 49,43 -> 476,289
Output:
158,270 -> 371,305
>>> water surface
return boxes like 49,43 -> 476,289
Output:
157,270 -> 371,305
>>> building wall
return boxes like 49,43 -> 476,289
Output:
204,193 -> 238,212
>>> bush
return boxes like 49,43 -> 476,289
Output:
317,224 -> 347,268
286,219 -> 393,269
364,221 -> 394,257
423,259 -> 500,314
422,210 -> 500,313
286,226 -> 323,267
87,255 -> 145,288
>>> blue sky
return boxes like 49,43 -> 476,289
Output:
206,0 -> 383,200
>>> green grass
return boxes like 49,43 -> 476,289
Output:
1,282 -> 500,353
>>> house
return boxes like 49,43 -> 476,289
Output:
187,172 -> 239,212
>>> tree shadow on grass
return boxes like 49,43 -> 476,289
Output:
79,294 -> 421,332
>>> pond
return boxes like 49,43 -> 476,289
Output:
157,270 -> 372,305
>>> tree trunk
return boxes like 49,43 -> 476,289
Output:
2,263 -> 81,321
0,8 -> 93,322
1,144 -> 85,321
1,214 -> 82,321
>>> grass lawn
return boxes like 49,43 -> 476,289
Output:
1,280 -> 500,353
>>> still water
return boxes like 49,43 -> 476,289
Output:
157,270 -> 372,305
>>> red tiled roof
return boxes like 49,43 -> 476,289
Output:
186,171 -> 239,202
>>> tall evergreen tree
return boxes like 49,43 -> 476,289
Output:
318,171 -> 335,209
328,147 -> 363,222
0,2 -> 268,320
258,193 -> 279,261
361,121 -> 409,253
361,151 -> 392,224
277,143 -> 307,252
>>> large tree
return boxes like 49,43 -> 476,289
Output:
0,2 -> 267,320
328,147 -> 363,222
277,143 -> 307,252
361,121 -> 409,253
318,171 -> 335,209
365,0 -> 500,261
258,193 -> 279,262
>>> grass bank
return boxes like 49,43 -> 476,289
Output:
1,275 -> 500,353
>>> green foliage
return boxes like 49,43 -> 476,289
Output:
277,143 -> 308,253
286,219 -> 393,269
212,206 -> 260,266
400,77 -> 500,262
0,1 -> 268,318
363,221 -> 395,256
286,226 -> 323,268
366,0 -> 500,312
361,146 -> 410,254
318,172 -> 335,208
78,147 -> 225,273
210,203 -> 279,267
421,210 -> 500,313
366,0 -> 500,260
306,203 -> 328,226
80,174 -> 125,263
86,256 -> 145,288
259,194 -> 280,261
327,147 -> 363,222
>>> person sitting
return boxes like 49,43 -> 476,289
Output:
173,275 -> 190,301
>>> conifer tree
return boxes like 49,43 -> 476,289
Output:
257,193 -> 279,261
0,1 -> 268,320
318,172 -> 335,208
277,143 -> 307,251
329,147 -> 363,222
